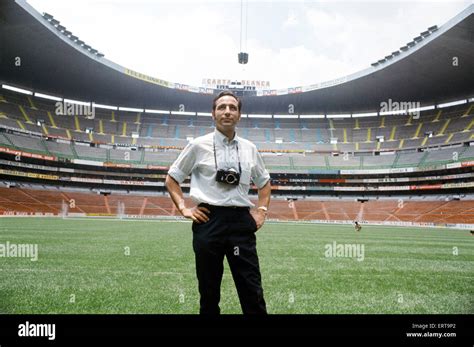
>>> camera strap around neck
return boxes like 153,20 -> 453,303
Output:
213,134 -> 242,174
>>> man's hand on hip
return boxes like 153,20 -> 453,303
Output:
182,206 -> 211,223
250,210 -> 266,230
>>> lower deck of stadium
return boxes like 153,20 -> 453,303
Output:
1,185 -> 473,224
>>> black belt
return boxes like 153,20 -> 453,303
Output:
199,203 -> 250,211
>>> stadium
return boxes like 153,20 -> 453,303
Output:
0,0 -> 473,333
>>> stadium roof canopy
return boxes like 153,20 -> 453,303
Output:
1,0 -> 473,115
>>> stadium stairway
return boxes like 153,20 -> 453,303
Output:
70,144 -> 78,159
418,151 -> 430,166
1,133 -> 16,148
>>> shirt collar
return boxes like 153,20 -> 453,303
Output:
214,128 -> 239,146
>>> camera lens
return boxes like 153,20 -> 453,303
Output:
226,174 -> 236,184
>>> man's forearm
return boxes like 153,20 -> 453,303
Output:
257,181 -> 271,209
165,175 -> 186,213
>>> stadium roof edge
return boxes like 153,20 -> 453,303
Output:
322,3 -> 474,90
14,0 -> 474,96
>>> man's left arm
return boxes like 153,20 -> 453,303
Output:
251,181 -> 271,230
250,146 -> 271,230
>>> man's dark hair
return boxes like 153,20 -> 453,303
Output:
212,91 -> 242,112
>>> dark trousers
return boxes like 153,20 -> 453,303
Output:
192,204 -> 267,315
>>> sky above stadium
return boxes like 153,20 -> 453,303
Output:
28,0 -> 472,90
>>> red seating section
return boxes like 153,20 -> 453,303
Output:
0,187 -> 473,224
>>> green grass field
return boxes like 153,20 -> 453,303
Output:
0,217 -> 473,314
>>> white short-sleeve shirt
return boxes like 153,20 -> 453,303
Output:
168,129 -> 270,207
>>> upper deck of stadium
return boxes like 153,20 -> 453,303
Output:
0,0 -> 473,115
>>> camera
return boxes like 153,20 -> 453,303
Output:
216,168 -> 240,186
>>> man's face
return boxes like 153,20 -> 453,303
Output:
212,95 -> 241,135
